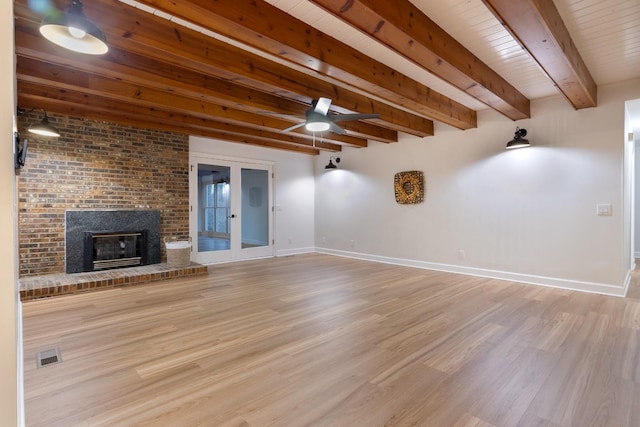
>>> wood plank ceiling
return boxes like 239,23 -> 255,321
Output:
13,0 -> 640,155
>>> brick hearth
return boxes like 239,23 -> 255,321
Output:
20,263 -> 208,301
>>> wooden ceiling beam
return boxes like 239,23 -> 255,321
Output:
16,80 -> 344,152
16,57 -> 380,146
309,0 -> 530,121
14,23 -> 411,140
95,0 -> 476,129
14,2 -> 429,138
14,34 -> 377,145
482,0 -> 597,109
17,90 -> 328,155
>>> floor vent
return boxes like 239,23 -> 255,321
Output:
36,347 -> 62,368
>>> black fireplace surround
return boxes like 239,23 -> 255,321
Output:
65,210 -> 161,274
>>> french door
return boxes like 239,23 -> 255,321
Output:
189,155 -> 274,264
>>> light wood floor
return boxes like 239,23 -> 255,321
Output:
22,253 -> 640,426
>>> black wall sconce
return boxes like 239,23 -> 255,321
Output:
325,156 -> 340,169
19,107 -> 61,137
506,127 -> 530,150
14,132 -> 28,170
28,110 -> 60,138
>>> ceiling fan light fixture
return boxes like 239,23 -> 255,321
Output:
506,127 -> 530,150
281,97 -> 380,135
40,0 -> 108,55
29,112 -> 60,138
305,120 -> 331,133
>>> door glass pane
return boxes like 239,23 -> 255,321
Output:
197,164 -> 230,252
241,168 -> 269,249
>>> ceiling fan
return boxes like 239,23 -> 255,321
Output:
282,97 -> 380,135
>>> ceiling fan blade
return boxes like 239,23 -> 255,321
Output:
329,121 -> 347,135
314,97 -> 332,116
281,122 -> 307,133
330,113 -> 381,122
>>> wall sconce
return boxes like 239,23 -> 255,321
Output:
28,111 -> 60,138
505,127 -> 530,150
14,132 -> 28,170
40,0 -> 108,55
325,156 -> 340,169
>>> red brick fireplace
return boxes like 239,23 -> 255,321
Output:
17,111 -> 190,277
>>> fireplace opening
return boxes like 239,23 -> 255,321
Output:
83,230 -> 148,272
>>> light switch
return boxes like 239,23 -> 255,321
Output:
596,204 -> 612,216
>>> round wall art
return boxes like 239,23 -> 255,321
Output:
394,170 -> 425,204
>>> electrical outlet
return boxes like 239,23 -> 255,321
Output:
596,204 -> 612,216
458,250 -> 466,261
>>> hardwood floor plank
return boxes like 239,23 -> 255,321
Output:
621,300 -> 640,330
570,370 -> 638,427
468,349 -> 556,427
21,253 -> 640,426
516,412 -> 563,427
422,322 -> 508,374
533,311 -> 584,353
611,327 -> 640,382
452,413 -> 498,427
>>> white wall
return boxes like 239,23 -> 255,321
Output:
1,0 -> 19,424
632,104 -> 640,259
623,107 -> 634,284
634,139 -> 640,258
190,136 -> 315,256
315,79 -> 640,295
191,80 -> 640,296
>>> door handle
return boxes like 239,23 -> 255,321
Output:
230,214 -> 236,218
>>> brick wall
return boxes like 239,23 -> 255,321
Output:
17,112 -> 190,277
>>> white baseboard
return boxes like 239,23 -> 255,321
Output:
316,248 -> 628,297
276,247 -> 316,257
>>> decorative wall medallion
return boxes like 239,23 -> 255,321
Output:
394,171 -> 425,204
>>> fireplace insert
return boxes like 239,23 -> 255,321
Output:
83,230 -> 149,272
